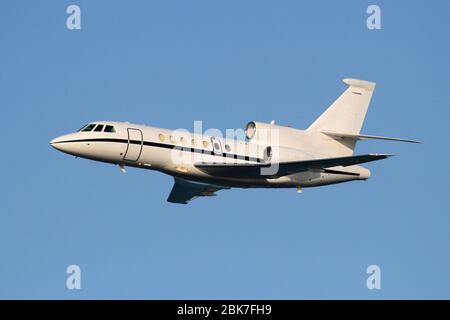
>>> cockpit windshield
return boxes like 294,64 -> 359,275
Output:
93,124 -> 104,132
78,123 -> 116,133
80,124 -> 96,132
104,125 -> 115,133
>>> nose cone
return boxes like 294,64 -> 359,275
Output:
49,133 -> 79,154
50,136 -> 63,150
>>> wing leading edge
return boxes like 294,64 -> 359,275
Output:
195,153 -> 392,178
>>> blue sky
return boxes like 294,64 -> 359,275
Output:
0,0 -> 449,299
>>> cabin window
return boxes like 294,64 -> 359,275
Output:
169,136 -> 176,143
179,137 -> 185,145
104,125 -> 116,133
81,124 -> 96,132
213,142 -> 220,151
191,139 -> 196,147
202,140 -> 209,148
94,124 -> 104,132
158,133 -> 165,142
225,144 -> 231,152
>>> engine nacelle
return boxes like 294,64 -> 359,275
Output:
245,121 -> 277,142
245,120 -> 306,144
244,121 -> 312,162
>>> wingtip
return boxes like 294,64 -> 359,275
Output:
370,153 -> 393,156
399,139 -> 422,144
369,153 -> 394,159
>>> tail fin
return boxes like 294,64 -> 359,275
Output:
307,78 -> 376,134
306,78 -> 376,156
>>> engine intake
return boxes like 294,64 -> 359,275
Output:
245,121 -> 276,142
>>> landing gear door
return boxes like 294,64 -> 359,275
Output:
123,128 -> 143,162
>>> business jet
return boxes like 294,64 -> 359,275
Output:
50,78 -> 419,204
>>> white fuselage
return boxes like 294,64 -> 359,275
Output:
50,121 -> 370,189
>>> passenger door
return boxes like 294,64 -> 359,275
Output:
123,128 -> 143,162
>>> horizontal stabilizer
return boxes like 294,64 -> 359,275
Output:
195,154 -> 392,178
322,131 -> 421,144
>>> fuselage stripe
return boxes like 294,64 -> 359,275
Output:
53,138 -> 263,163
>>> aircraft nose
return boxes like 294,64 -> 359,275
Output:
49,136 -> 64,150
49,134 -> 75,153
50,133 -> 86,156
50,137 -> 60,145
